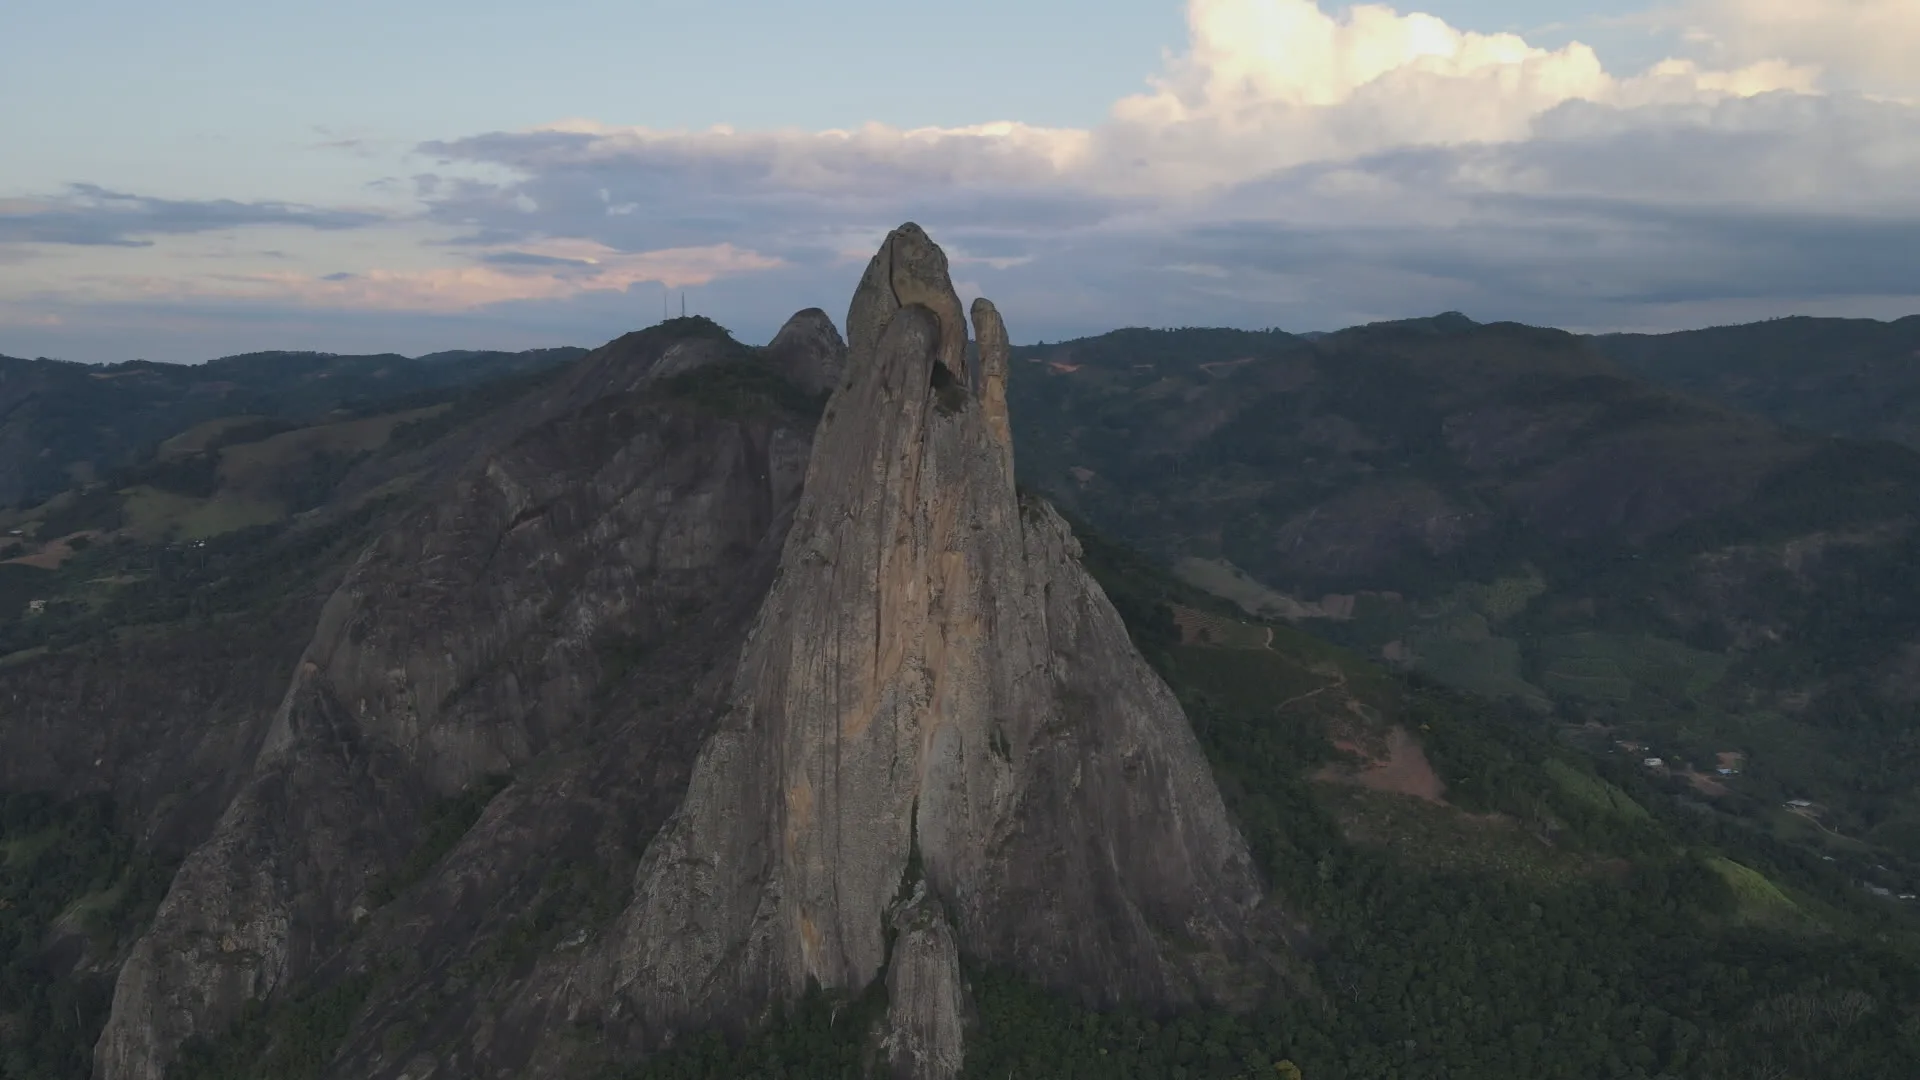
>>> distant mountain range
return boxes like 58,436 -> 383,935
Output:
4,299 -> 1920,1080
1007,313 -> 1920,871
1293,311 -> 1920,451
0,347 -> 586,508
1593,314 -> 1920,450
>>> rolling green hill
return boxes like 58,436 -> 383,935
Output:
7,311 -> 1920,1079
1005,318 -> 1920,887
631,528 -> 1920,1079
0,358 -> 577,659
1593,315 -> 1920,450
0,346 -> 584,509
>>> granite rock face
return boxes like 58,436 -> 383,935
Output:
92,323 -> 818,1080
883,886 -> 966,1080
765,307 -> 849,396
79,226 -> 1271,1080
607,224 -> 1271,1074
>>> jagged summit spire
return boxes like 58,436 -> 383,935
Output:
845,222 -> 969,391
970,297 -> 1014,485
837,223 -> 1012,485
608,223 -> 1273,1079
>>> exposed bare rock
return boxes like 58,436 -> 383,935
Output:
84,228 -> 1273,1080
93,322 -> 818,1080
765,307 -> 849,396
1272,482 -> 1477,580
883,886 -> 965,1080
606,223 -> 1272,1073
0,609 -> 314,856
970,298 -> 1013,486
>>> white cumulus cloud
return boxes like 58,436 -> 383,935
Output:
4,0 -> 1917,361
1674,0 -> 1920,97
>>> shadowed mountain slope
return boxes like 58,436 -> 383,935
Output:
0,346 -> 585,509
1007,317 -> 1920,875
1593,315 -> 1920,450
6,287 -> 1920,1080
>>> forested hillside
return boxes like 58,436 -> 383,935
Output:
1593,315 -> 1920,450
0,346 -> 583,508
1004,319 -> 1920,898
5,308 -> 1920,1080
625,528 -> 1920,1079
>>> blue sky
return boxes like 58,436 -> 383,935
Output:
3,0 -> 1916,363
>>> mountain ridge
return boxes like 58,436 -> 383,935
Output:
4,284 -> 1920,1079
1005,316 -> 1920,884
602,225 -> 1278,1079
0,346 -> 587,510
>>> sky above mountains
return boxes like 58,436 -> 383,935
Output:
3,0 -> 1917,364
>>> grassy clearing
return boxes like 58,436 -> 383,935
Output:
1172,556 -> 1321,620
0,645 -> 49,668
157,415 -> 267,458
1171,604 -> 1270,649
116,404 -> 443,541
1537,631 -> 1729,702
1172,627 -> 1397,729
1407,607 -> 1551,710
1543,758 -> 1650,820
5,492 -> 69,535
120,487 -> 285,542
1316,784 -> 1580,886
57,881 -> 127,935
217,405 -> 446,494
1174,644 -> 1342,718
1707,856 -> 1817,930
2,826 -> 61,868
1463,569 -> 1547,624
2,529 -> 103,570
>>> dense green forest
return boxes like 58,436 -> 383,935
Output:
0,347 -> 584,511
622,527 -> 1920,1079
0,497 -> 393,659
0,352 -> 591,661
0,794 -> 174,1080
167,974 -> 384,1080
1002,320 -> 1920,893
1592,315 -> 1920,452
14,317 -> 1920,1079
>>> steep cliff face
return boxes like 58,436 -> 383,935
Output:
606,225 -> 1271,1075
78,232 -> 1270,1080
0,609 -> 315,856
92,318 -> 828,1080
764,307 -> 847,397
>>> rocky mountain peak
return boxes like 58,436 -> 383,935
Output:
88,314 -> 820,1080
607,223 -> 1273,1076
79,225 -> 1274,1080
765,307 -> 848,396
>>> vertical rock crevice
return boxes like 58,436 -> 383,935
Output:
611,223 -> 1276,1075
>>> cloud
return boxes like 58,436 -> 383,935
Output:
1673,0 -> 1920,97
5,0 -> 1917,364
388,1 -> 1906,330
65,240 -> 781,313
479,251 -> 599,268
0,184 -> 383,247
1093,0 -> 1815,189
412,0 -> 1818,237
